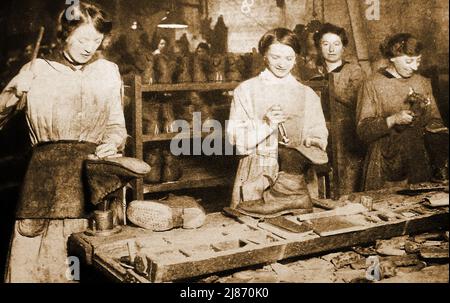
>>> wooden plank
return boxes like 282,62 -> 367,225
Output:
283,212 -> 449,259
151,243 -> 287,282
142,130 -> 223,143
141,80 -> 328,93
141,82 -> 240,92
83,210 -> 447,282
345,0 -> 373,77
132,75 -> 144,200
143,176 -> 230,193
69,190 -> 449,283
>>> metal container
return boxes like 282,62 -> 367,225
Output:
93,210 -> 114,231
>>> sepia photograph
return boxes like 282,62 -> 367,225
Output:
0,0 -> 448,289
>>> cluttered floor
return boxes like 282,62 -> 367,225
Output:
69,183 -> 449,283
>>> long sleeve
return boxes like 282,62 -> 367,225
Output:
226,85 -> 275,155
423,79 -> 446,128
101,63 -> 127,151
333,64 -> 364,108
303,88 -> 328,149
356,79 -> 391,144
0,63 -> 32,129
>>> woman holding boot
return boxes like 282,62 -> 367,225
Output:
0,3 -> 127,282
356,33 -> 448,191
227,28 -> 328,217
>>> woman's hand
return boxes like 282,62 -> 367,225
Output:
14,70 -> 35,98
95,143 -> 118,158
386,110 -> 414,128
304,137 -> 327,151
264,104 -> 287,129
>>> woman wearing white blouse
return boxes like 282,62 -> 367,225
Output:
227,28 -> 328,216
0,3 -> 127,282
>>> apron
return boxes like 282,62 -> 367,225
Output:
16,141 -> 97,219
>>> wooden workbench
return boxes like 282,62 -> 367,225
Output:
68,189 -> 449,283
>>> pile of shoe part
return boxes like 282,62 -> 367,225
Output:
196,231 -> 449,283
127,194 -> 206,231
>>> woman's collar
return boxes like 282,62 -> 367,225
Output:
45,48 -> 99,71
323,60 -> 348,74
259,68 -> 297,83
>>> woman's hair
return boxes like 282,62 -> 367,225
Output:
313,23 -> 348,49
152,35 -> 169,50
196,42 -> 210,52
258,28 -> 301,55
56,2 -> 112,44
380,33 -> 423,59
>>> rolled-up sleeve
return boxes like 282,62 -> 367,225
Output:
333,64 -> 364,108
102,64 -> 127,151
0,63 -> 32,129
226,86 -> 274,155
303,88 -> 328,149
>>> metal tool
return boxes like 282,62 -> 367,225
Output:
222,207 -> 309,233
278,123 -> 290,145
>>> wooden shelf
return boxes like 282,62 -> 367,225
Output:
143,175 -> 231,194
143,131 -> 224,143
141,81 -> 240,92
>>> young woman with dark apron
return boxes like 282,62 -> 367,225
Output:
0,2 -> 127,282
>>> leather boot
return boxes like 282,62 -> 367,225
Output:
177,56 -> 192,83
142,54 -> 155,85
236,195 -> 312,218
155,54 -> 175,84
161,102 -> 176,133
143,148 -> 162,183
208,53 -> 226,82
226,54 -> 243,81
190,92 -> 213,121
161,148 -> 182,182
236,172 -> 313,218
142,101 -> 160,136
193,56 -> 208,82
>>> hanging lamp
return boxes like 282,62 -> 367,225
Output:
158,0 -> 188,29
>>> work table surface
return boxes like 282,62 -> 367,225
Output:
69,187 -> 449,282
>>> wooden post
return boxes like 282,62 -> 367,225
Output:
132,75 -> 144,200
345,0 -> 372,77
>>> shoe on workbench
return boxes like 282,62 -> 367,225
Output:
236,172 -> 313,218
127,194 -> 205,231
235,195 -> 313,219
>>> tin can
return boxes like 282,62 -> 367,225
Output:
94,210 -> 114,231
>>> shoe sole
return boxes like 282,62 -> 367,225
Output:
127,201 -> 175,231
234,207 -> 313,219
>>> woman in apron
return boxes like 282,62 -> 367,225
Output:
0,2 -> 127,282
313,23 -> 366,194
226,28 -> 328,217
356,33 -> 448,190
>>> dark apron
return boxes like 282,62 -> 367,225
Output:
16,141 -> 97,219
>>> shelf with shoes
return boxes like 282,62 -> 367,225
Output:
142,129 -> 225,143
140,81 -> 240,92
143,166 -> 232,194
127,74 -> 239,200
